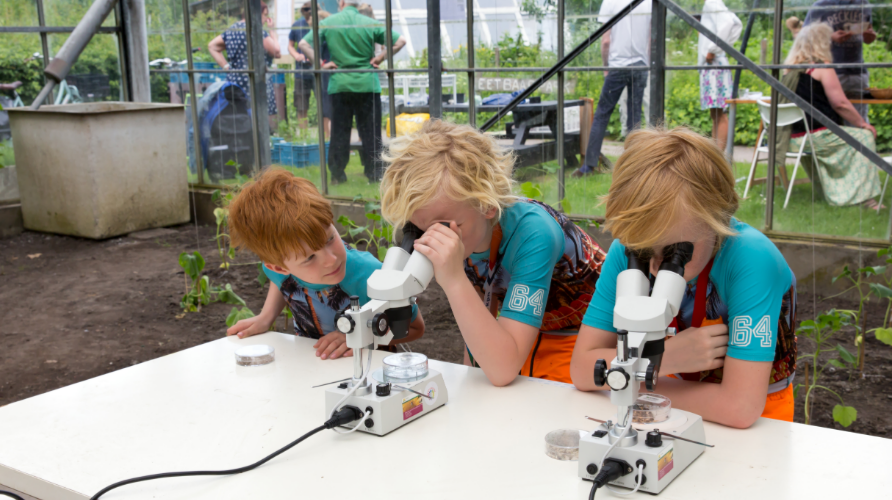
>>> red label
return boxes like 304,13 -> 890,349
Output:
402,395 -> 423,420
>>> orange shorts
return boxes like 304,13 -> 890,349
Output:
520,333 -> 577,384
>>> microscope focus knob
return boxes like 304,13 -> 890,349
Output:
593,359 -> 608,387
645,363 -> 659,392
371,312 -> 390,337
605,368 -> 630,391
335,312 -> 355,334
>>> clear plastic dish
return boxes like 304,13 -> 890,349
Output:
544,429 -> 585,461
632,393 -> 671,424
234,344 -> 275,366
382,352 -> 429,380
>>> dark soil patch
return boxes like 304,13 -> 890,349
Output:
1,227 -> 890,437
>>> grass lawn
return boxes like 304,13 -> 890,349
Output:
197,148 -> 892,241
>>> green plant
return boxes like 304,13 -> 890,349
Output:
830,264 -> 885,373
866,246 -> 892,349
226,306 -> 255,327
178,250 -> 249,313
211,189 -> 236,269
179,251 -> 211,312
257,262 -> 269,288
795,310 -> 858,427
337,197 -> 394,262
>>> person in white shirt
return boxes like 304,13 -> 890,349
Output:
698,0 -> 742,150
573,0 -> 651,176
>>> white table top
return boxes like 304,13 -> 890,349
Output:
1,333 -> 890,499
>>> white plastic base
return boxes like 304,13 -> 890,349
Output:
578,408 -> 706,494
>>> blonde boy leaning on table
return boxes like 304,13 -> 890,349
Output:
570,127 -> 798,429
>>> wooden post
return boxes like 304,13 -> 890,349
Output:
760,39 -> 767,65
580,97 -> 594,159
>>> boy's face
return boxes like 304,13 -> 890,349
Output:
646,212 -> 715,282
264,224 -> 348,285
409,193 -> 496,257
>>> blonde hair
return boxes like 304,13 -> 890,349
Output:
604,127 -> 739,251
785,22 -> 833,65
380,120 -> 516,231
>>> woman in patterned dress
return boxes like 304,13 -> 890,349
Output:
698,0 -> 741,150
208,1 -> 281,132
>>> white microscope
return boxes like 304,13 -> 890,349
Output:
325,223 -> 448,436
578,243 -> 707,494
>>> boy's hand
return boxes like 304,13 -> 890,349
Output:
314,331 -> 353,360
663,323 -> 728,374
413,222 -> 466,292
227,315 -> 274,339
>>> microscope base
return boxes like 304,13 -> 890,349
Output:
324,370 -> 448,436
578,409 -> 706,494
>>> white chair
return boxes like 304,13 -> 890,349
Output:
743,99 -> 819,209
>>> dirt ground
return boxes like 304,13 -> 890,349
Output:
1,224 -> 890,437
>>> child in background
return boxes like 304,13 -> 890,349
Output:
570,127 -> 797,428
225,168 -> 424,359
381,120 -> 606,386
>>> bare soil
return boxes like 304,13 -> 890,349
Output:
1,225 -> 890,437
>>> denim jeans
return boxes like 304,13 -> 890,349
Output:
582,62 -> 648,171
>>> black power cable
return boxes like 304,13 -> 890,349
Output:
91,406 -> 364,500
0,491 -> 26,500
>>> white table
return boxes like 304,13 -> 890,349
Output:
1,333 -> 890,499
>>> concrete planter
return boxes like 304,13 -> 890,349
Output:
9,102 -> 189,239
0,165 -> 19,204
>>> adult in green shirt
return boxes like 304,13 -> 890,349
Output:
298,1 -> 406,184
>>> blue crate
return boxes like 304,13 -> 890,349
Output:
278,143 -> 295,166
293,143 -> 330,168
271,147 -> 280,164
168,62 -> 225,84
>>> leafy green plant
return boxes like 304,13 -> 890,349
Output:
226,306 -> 255,327
257,262 -> 269,288
866,246 -> 892,349
830,264 -> 885,373
337,197 -> 393,262
795,310 -> 858,427
211,189 -> 236,269
179,251 -> 210,312
178,251 -> 248,313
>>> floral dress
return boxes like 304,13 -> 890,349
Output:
222,20 -> 277,116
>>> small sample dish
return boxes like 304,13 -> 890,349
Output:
632,393 -> 672,424
545,429 -> 585,461
235,344 -> 275,366
382,352 -> 429,381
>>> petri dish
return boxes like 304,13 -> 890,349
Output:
544,429 -> 585,461
632,393 -> 671,424
382,352 -> 428,380
234,344 -> 275,366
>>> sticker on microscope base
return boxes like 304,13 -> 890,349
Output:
657,446 -> 674,480
402,394 -> 423,420
423,381 -> 439,406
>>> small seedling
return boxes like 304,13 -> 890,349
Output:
794,310 -> 858,427
337,196 -> 393,262
211,189 -> 236,270
179,251 -> 210,312
226,306 -> 255,327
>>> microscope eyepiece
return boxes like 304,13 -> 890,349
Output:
658,242 -> 694,276
624,248 -> 651,275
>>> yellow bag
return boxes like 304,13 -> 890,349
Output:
386,113 -> 430,137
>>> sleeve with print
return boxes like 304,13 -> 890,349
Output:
718,227 -> 792,362
581,240 -> 626,333
497,212 -> 564,328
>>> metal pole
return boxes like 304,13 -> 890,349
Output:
311,0 -> 328,194
427,0 -> 442,119
481,0 -> 644,132
31,0 -> 118,109
466,0 -> 475,127
649,0 -> 665,126
182,0 -> 206,185
557,0 -> 565,203
764,0 -> 784,230
122,0 -> 151,102
35,0 -> 51,102
114,2 -> 131,102
725,0 -> 761,162
385,0 -> 397,137
246,0 -> 271,170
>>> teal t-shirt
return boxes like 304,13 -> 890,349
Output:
466,201 -> 565,328
264,246 -> 418,338
582,219 -> 793,363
